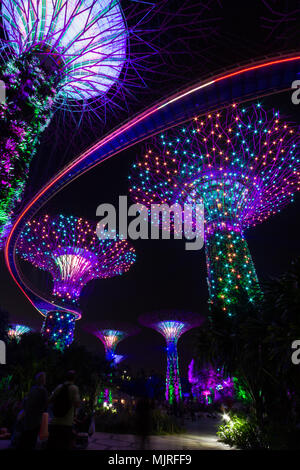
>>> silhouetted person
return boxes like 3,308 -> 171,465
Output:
18,372 -> 48,449
47,370 -> 80,450
135,396 -> 152,450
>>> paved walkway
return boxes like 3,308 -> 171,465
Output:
0,415 -> 231,451
88,416 -> 230,450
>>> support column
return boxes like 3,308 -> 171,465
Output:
42,310 -> 76,351
166,339 -> 182,404
205,226 -> 261,317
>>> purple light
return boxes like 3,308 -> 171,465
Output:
85,322 -> 139,362
188,360 -> 234,404
42,310 -> 76,351
2,0 -> 127,104
130,104 -> 300,314
7,323 -> 32,341
95,329 -> 127,362
16,214 -> 136,305
85,322 -> 139,405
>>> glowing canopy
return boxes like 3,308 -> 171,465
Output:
2,0 -> 127,101
17,214 -> 136,305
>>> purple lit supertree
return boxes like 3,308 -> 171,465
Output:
139,311 -> 203,404
130,104 -> 300,316
0,0 -> 220,247
85,321 -> 139,403
0,0 -> 132,243
0,1 -> 146,245
85,321 -> 140,364
188,360 -> 234,405
16,214 -> 136,349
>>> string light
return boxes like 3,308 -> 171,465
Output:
17,214 -> 136,349
41,311 -> 76,351
130,104 -> 300,315
0,0 -> 158,246
7,324 -> 32,342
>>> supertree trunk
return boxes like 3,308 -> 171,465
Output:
166,339 -> 182,404
0,52 -> 58,242
205,226 -> 261,317
41,310 -> 76,351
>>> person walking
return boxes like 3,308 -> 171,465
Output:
17,372 -> 48,449
47,370 -> 81,450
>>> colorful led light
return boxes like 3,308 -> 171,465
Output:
95,329 -> 127,362
41,310 -> 76,351
5,54 -> 300,327
16,214 -> 135,349
0,0 -> 156,245
139,311 -> 203,404
130,104 -> 300,315
17,214 -> 136,305
7,323 -> 32,342
188,360 -> 234,404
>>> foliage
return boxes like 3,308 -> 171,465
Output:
233,377 -> 252,403
217,414 -> 268,450
0,332 -> 110,430
0,51 -> 57,242
94,407 -> 183,435
195,257 -> 300,449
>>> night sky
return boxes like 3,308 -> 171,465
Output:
1,1 -> 300,377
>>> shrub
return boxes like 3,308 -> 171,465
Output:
217,414 -> 268,450
95,407 -> 184,435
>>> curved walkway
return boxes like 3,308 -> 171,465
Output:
88,416 -> 231,450
5,53 -> 300,316
0,416 -> 231,450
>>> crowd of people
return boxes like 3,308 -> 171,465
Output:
6,370 -> 228,451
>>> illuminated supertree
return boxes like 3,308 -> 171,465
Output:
34,300 -> 80,351
139,311 -> 203,404
0,0 -> 161,245
130,104 -> 300,316
85,321 -> 139,403
7,323 -> 32,342
16,214 -> 136,349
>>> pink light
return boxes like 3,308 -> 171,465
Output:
5,53 -> 300,309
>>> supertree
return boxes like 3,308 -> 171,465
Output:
130,103 -> 300,316
0,1 -> 141,245
0,0 -> 220,247
0,0 -> 132,243
34,300 -> 81,351
16,214 -> 136,349
84,321 -> 140,403
139,311 -> 203,404
7,323 -> 32,342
